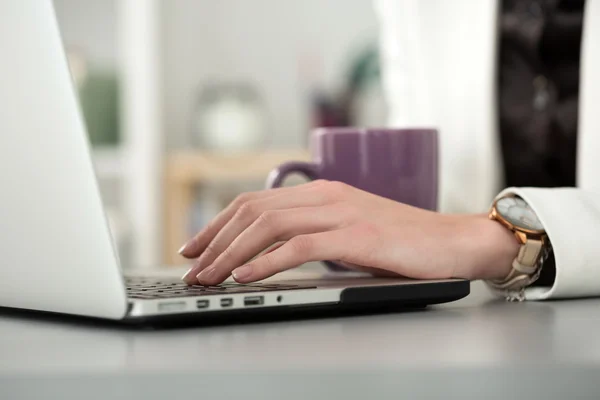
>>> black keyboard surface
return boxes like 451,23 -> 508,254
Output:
125,276 -> 315,300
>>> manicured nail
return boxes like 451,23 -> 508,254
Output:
181,258 -> 204,283
181,268 -> 196,284
196,266 -> 217,284
232,264 -> 253,281
178,238 -> 198,256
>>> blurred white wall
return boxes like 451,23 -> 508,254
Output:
53,0 -> 378,150
161,0 -> 378,149
52,0 -> 378,266
53,0 -> 118,69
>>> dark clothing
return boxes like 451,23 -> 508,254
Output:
498,0 -> 585,287
498,0 -> 585,188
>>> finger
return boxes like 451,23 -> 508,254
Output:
195,205 -> 348,285
264,241 -> 284,255
183,186 -> 337,284
231,229 -> 351,283
245,241 -> 284,263
178,180 -> 325,258
178,180 -> 327,259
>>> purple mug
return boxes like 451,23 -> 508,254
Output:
266,127 -> 438,270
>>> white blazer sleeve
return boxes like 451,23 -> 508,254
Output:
494,1 -> 600,301
495,188 -> 600,300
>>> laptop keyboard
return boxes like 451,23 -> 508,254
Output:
125,276 -> 315,300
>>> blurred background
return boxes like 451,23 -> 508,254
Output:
52,0 -> 386,268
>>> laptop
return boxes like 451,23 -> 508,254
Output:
0,0 -> 469,323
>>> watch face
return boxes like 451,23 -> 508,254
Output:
495,197 -> 544,232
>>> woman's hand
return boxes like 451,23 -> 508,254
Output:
179,180 -> 519,286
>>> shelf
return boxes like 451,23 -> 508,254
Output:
166,149 -> 310,184
163,149 -> 310,264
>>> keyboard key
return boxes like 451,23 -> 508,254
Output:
124,276 -> 315,300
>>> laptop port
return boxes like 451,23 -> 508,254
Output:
158,301 -> 186,312
244,296 -> 264,306
220,298 -> 233,307
196,299 -> 209,309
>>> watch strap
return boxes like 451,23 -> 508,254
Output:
486,194 -> 549,301
513,238 -> 544,274
487,238 -> 546,293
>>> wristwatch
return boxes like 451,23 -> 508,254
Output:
488,195 -> 551,301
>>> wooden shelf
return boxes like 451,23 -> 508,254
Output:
163,149 -> 310,264
166,150 -> 310,183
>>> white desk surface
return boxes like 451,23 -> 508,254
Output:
2,264 -> 600,399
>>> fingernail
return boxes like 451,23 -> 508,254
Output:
178,238 -> 198,256
196,266 -> 217,284
181,258 -> 204,284
232,264 -> 253,281
181,268 -> 196,284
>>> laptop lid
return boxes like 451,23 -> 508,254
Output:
0,0 -> 127,319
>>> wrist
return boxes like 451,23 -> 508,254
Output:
452,214 -> 520,280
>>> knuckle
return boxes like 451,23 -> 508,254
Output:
311,179 -> 329,186
221,244 -> 236,260
335,202 -> 359,219
233,192 -> 253,207
289,235 -> 314,255
326,181 -> 350,199
256,210 -> 288,241
256,210 -> 279,230
204,239 -> 222,258
235,201 -> 258,221
202,218 -> 218,236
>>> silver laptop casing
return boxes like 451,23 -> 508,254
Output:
0,1 -> 468,322
0,0 -> 128,319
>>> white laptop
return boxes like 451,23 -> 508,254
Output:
0,0 -> 468,324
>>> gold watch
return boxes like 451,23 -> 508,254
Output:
488,195 -> 550,300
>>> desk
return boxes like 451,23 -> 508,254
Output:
2,271 -> 600,399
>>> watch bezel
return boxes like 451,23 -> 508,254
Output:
490,197 -> 546,236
